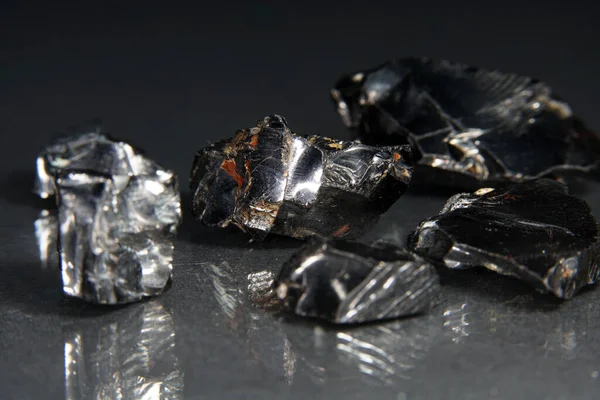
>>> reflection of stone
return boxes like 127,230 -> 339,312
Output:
34,210 -> 58,269
64,302 -> 183,400
206,261 -> 241,320
247,270 -> 278,308
335,317 -> 437,386
442,303 -> 470,343
202,262 -> 296,385
367,223 -> 407,248
440,291 -> 585,362
282,315 -> 438,390
544,323 -> 577,360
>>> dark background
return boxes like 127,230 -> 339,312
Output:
1,2 -> 600,399
3,1 -> 600,180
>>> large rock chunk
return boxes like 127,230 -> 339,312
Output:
35,132 -> 181,304
190,115 -> 412,240
408,179 -> 600,299
332,57 -> 600,187
274,238 -> 439,324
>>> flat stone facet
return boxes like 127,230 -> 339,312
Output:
274,238 -> 439,324
408,179 -> 600,299
190,115 -> 413,240
36,132 -> 181,304
332,58 -> 600,187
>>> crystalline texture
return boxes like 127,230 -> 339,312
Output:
35,132 -> 181,304
190,115 -> 413,240
408,179 -> 600,299
273,238 -> 439,324
332,57 -> 600,187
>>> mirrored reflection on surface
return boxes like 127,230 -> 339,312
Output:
226,261 -> 439,390
64,302 -> 183,400
281,314 -> 439,390
438,283 -> 592,361
364,222 -> 407,248
203,261 -> 296,385
195,258 -> 600,397
442,303 -> 470,343
542,316 -> 578,360
206,261 -> 240,321
34,209 -> 58,269
247,270 -> 277,307
335,318 -> 436,385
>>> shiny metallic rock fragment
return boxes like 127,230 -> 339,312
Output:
35,132 -> 181,304
34,131 -> 174,199
190,115 -> 412,240
408,179 -> 600,299
274,238 -> 439,324
332,57 -> 600,187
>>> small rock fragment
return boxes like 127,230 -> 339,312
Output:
35,132 -> 181,304
332,57 -> 600,187
190,115 -> 412,240
408,179 -> 600,299
273,238 -> 439,324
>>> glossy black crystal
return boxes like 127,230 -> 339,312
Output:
332,57 -> 600,186
408,179 -> 600,299
273,238 -> 439,324
190,115 -> 413,240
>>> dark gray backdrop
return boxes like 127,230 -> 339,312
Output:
1,2 -> 600,399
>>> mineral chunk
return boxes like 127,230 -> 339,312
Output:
190,115 -> 412,240
35,132 -> 181,304
273,238 -> 439,324
332,57 -> 600,186
34,131 -> 173,199
408,179 -> 600,299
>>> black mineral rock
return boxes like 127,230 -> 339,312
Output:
190,115 -> 412,240
332,57 -> 600,187
408,179 -> 600,299
273,238 -> 439,324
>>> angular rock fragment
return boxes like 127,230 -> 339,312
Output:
190,115 -> 412,240
34,131 -> 173,199
408,179 -> 600,299
35,132 -> 182,304
273,238 -> 439,324
332,57 -> 600,187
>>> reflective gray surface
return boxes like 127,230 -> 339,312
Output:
2,3 -> 600,399
2,186 -> 600,399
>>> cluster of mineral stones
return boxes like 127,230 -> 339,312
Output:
36,57 -> 600,324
